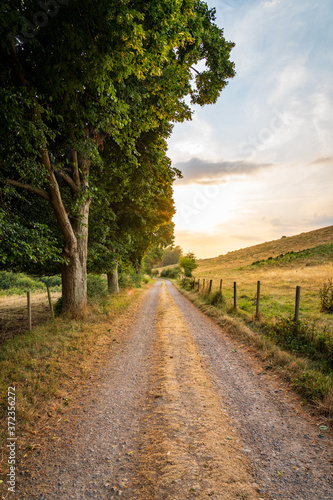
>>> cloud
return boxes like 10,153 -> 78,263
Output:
174,157 -> 273,185
307,214 -> 333,227
309,157 -> 333,166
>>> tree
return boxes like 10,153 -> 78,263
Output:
162,245 -> 183,266
179,252 -> 198,277
0,0 -> 235,312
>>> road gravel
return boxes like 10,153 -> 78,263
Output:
17,280 -> 333,499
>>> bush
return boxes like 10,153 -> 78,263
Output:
263,318 -> 333,369
152,269 -> 159,277
160,266 -> 181,279
118,263 -> 142,288
0,271 -> 45,291
87,274 -> 107,297
142,274 -> 151,284
38,276 -> 62,288
209,290 -> 225,306
180,277 -> 195,290
320,279 -> 333,313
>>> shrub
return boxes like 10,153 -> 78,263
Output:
160,266 -> 181,279
118,264 -> 142,288
180,277 -> 195,290
38,276 -> 62,288
87,274 -> 107,297
142,274 -> 151,284
209,290 -> 225,306
319,279 -> 333,313
0,271 -> 44,291
264,318 -> 333,369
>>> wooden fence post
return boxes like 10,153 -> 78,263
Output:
47,287 -> 54,319
197,278 -> 200,290
255,280 -> 261,319
219,279 -> 223,293
233,282 -> 237,309
294,286 -> 301,322
27,291 -> 32,330
208,280 -> 213,293
202,279 -> 205,292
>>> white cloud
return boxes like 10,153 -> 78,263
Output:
168,0 -> 333,257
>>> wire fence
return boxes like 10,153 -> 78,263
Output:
0,289 -> 61,344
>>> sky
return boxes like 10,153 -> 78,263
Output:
167,0 -> 333,259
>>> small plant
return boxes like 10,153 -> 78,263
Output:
319,279 -> 333,313
180,278 -> 194,290
209,290 -> 225,306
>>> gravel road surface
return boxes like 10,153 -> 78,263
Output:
17,280 -> 333,499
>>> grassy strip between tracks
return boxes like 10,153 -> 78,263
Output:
173,279 -> 333,419
0,284 -> 150,476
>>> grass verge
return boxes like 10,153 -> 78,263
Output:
174,279 -> 333,419
0,284 -> 150,478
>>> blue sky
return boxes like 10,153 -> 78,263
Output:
168,0 -> 333,258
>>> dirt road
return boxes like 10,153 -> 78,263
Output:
19,280 -> 333,499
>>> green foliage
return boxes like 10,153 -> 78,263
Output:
162,246 -> 183,266
38,276 -> 62,288
264,318 -> 333,370
87,275 -> 108,298
0,0 -> 235,311
142,245 -> 164,275
180,277 -> 196,290
118,263 -> 142,289
319,279 -> 333,313
0,271 -> 44,291
160,266 -> 181,279
179,252 -> 198,277
209,290 -> 225,306
0,209 -> 64,272
250,243 -> 333,268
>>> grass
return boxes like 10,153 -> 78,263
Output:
176,280 -> 333,415
0,285 -> 149,475
175,226 -> 333,414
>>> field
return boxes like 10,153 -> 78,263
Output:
194,226 -> 333,330
174,226 -> 333,406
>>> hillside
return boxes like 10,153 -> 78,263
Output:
197,225 -> 333,273
193,225 -> 333,327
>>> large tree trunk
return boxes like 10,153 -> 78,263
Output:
107,261 -> 119,294
61,197 -> 90,312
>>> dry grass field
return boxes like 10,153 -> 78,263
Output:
194,226 -> 333,329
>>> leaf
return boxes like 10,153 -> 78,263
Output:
319,425 -> 327,431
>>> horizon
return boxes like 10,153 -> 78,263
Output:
167,0 -> 333,259
181,223 -> 333,261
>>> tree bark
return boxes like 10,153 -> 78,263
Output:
107,261 -> 119,294
61,194 -> 90,312
60,153 -> 90,313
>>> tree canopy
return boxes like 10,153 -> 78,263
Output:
0,0 -> 235,312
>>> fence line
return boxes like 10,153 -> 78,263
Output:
179,275 -> 302,323
0,288 -> 59,341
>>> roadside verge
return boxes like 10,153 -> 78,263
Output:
173,280 -> 333,419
